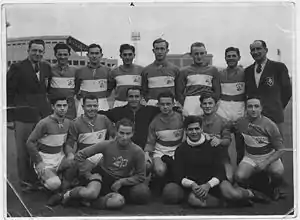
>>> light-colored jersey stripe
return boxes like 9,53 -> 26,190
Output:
242,133 -> 270,148
221,82 -> 245,96
39,134 -> 67,147
51,77 -> 75,89
116,75 -> 141,87
156,129 -> 183,142
148,76 -> 175,88
78,129 -> 107,145
80,79 -> 107,92
186,74 -> 213,87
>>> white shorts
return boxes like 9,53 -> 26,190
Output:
87,153 -> 103,166
153,143 -> 178,159
183,95 -> 203,116
217,100 -> 245,122
34,151 -> 65,173
147,99 -> 158,106
76,98 -> 110,117
113,100 -> 128,108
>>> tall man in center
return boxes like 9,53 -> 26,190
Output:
141,38 -> 180,106
75,44 -> 113,117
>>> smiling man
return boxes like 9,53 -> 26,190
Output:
244,40 -> 292,136
48,43 -> 77,119
109,44 -> 143,108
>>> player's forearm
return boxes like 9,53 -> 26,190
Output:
220,138 -> 231,147
64,144 -> 75,157
119,173 -> 146,186
265,149 -> 286,167
144,144 -> 155,154
26,141 -> 43,164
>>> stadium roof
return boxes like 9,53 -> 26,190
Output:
7,35 -> 89,52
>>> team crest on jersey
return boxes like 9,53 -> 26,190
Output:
133,76 -> 141,83
113,156 -> 128,168
67,79 -> 75,87
99,80 -> 105,88
236,83 -> 244,91
173,130 -> 182,138
205,76 -> 212,86
254,136 -> 268,144
165,77 -> 174,85
265,77 -> 274,87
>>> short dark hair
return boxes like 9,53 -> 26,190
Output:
153,38 -> 169,49
199,92 -> 218,104
28,39 -> 45,50
126,86 -> 142,97
157,91 -> 175,103
190,42 -> 206,54
184,115 -> 203,129
54,42 -> 71,55
252,40 -> 267,49
116,118 -> 134,131
50,96 -> 67,105
120,44 -> 135,54
246,95 -> 262,105
88,43 -> 102,53
225,47 -> 240,57
83,94 -> 98,105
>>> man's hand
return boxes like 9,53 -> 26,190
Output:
111,179 -> 124,192
203,133 -> 211,141
198,183 -> 211,199
210,137 -> 221,147
145,152 -> 152,164
191,182 -> 203,198
36,162 -> 46,176
140,98 -> 147,106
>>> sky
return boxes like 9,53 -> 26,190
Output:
3,1 -> 296,74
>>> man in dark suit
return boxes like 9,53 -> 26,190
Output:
244,40 -> 292,135
7,39 -> 52,190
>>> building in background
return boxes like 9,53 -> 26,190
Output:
167,53 -> 213,68
7,35 -> 118,69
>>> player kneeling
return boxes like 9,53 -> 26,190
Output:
162,116 -> 271,207
57,118 -> 151,209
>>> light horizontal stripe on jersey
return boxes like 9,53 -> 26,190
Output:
116,75 -> 141,87
80,79 -> 107,92
148,76 -> 175,88
39,133 -> 67,147
51,77 -> 75,89
156,129 -> 183,142
242,133 -> 270,148
155,143 -> 178,155
221,82 -> 245,96
78,129 -> 107,145
186,74 -> 213,87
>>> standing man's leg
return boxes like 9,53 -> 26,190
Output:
14,121 -> 38,186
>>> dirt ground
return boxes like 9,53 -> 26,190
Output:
6,101 -> 294,218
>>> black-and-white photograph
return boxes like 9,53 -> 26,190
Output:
3,1 -> 296,218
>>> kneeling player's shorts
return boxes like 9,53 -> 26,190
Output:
241,151 -> 284,174
35,151 -> 65,174
183,95 -> 203,116
217,100 -> 244,122
153,143 -> 178,159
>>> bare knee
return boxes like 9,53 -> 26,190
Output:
105,193 -> 125,210
79,185 -> 101,200
44,176 -> 61,191
153,160 -> 167,177
220,181 -> 243,201
187,192 -> 207,208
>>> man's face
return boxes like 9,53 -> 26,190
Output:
121,49 -> 135,65
250,41 -> 268,63
186,122 -> 203,142
152,42 -> 169,61
55,49 -> 70,66
28,43 -> 45,63
200,97 -> 216,115
246,98 -> 262,119
191,46 -> 207,65
116,125 -> 134,146
127,89 -> 141,108
87,47 -> 103,64
83,99 -> 98,118
52,100 -> 68,118
225,50 -> 240,68
158,97 -> 174,115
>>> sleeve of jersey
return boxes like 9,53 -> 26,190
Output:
107,68 -> 115,95
141,69 -> 148,101
268,120 -> 285,150
26,121 -> 46,164
173,145 -> 186,185
212,68 -> 221,100
221,119 -> 232,142
144,120 -> 157,153
176,68 -> 187,105
212,148 -> 226,182
65,121 -> 78,153
279,63 -> 292,109
121,149 -> 146,186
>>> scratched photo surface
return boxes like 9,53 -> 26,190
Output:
4,1 -> 295,218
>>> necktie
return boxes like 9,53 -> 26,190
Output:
256,64 -> 262,74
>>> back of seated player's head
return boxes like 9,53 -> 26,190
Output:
199,92 -> 218,104
183,115 -> 203,129
157,91 -> 175,103
83,94 -> 98,105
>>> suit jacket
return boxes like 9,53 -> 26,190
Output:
244,59 -> 292,123
7,58 -> 52,123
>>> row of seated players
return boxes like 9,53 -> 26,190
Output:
26,87 -> 286,209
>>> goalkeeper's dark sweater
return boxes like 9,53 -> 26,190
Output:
173,139 -> 226,185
